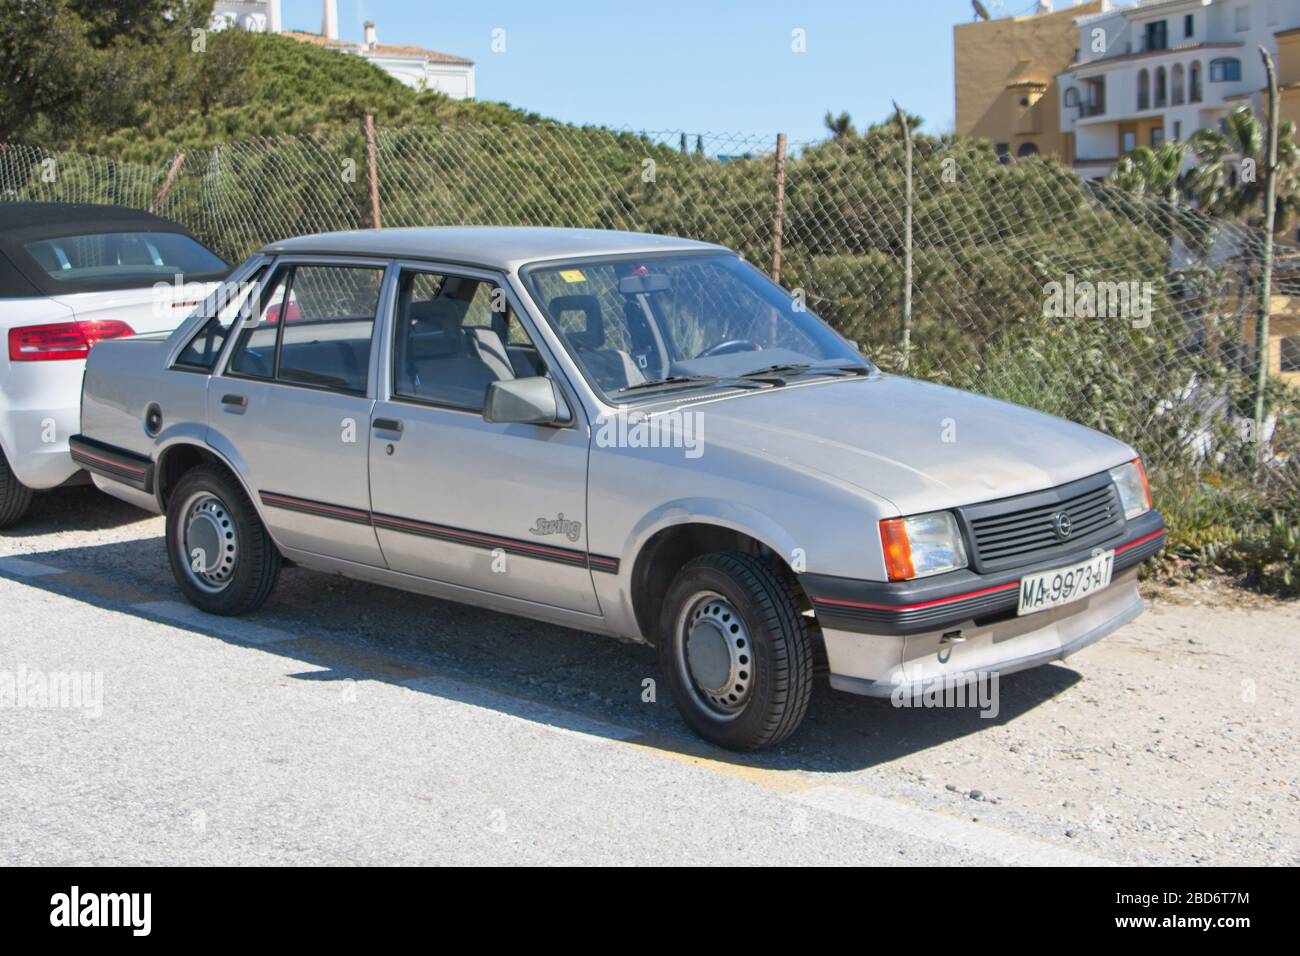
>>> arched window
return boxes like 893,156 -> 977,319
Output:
1017,142 -> 1040,157
1137,69 -> 1150,110
1210,57 -> 1242,82
1189,61 -> 1203,102
1171,64 -> 1185,104
1064,86 -> 1080,108
1154,66 -> 1168,107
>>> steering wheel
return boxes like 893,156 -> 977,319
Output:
698,339 -> 761,358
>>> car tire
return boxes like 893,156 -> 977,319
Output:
659,551 -> 814,751
165,464 -> 280,615
0,446 -> 34,529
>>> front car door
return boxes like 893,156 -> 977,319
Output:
366,262 -> 600,614
208,257 -> 390,567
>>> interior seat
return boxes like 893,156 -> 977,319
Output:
548,294 -> 645,391
399,297 -> 508,407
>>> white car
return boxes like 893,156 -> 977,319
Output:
0,203 -> 228,526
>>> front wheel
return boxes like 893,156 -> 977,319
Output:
659,551 -> 814,751
0,446 -> 34,529
165,465 -> 280,615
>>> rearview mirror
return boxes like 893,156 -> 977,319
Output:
617,274 -> 670,294
483,376 -> 572,426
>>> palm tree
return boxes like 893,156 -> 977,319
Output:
1183,104 -> 1300,232
1106,142 -> 1189,204
823,111 -> 856,142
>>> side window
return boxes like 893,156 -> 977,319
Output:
228,269 -> 289,380
173,271 -> 265,371
392,269 -> 540,410
276,265 -> 382,393
226,264 -> 382,393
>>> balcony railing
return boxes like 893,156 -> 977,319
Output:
1079,100 -> 1106,118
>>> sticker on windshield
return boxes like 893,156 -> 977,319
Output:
559,269 -> 587,283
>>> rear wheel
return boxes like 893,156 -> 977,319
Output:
659,551 -> 814,751
166,465 -> 280,615
0,446 -> 34,529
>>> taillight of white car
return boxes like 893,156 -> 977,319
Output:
7,320 -> 135,362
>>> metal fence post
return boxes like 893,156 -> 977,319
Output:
770,132 -> 787,284
149,151 -> 186,214
894,101 -> 914,370
364,114 -> 382,229
1255,47 -> 1279,453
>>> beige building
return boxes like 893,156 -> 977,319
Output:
955,2 -> 1105,163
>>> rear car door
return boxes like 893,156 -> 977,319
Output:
209,258 -> 389,566
367,263 -> 600,614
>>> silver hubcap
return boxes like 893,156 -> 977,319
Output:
180,492 -> 238,592
676,591 -> 753,718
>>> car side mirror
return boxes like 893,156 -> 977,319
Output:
483,376 -> 573,426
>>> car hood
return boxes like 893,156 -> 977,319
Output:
686,374 -> 1135,515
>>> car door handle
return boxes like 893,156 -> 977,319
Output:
221,393 -> 247,408
373,417 -> 403,433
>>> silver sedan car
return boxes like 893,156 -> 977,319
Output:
72,227 -> 1165,750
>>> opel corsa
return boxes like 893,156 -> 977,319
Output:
72,227 -> 1166,750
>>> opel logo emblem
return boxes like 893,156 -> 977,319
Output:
1052,512 -> 1073,539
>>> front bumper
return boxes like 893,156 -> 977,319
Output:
823,570 -> 1144,697
802,510 -> 1164,698
801,509 -> 1164,636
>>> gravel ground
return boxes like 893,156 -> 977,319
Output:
1,486 -> 1296,866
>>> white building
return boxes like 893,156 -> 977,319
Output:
1058,0 -> 1300,178
210,0 -> 475,99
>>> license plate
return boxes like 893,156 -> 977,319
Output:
1017,550 -> 1114,616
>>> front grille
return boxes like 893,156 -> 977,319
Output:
960,473 -> 1124,573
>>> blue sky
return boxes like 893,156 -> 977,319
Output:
275,0 -> 1050,142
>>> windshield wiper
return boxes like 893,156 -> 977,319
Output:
738,362 -> 869,383
618,374 -> 767,395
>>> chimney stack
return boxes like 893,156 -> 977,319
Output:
364,19 -> 377,49
267,0 -> 281,33
322,0 -> 339,40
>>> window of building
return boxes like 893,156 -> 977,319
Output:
1184,13 -> 1194,38
1189,60 -> 1203,101
1144,20 -> 1168,52
1281,335 -> 1300,373
1017,142 -> 1039,157
1235,6 -> 1250,32
1173,120 -> 1182,140
1137,69 -> 1150,110
1210,57 -> 1242,82
1151,126 -> 1165,148
1154,66 -> 1168,107
1171,63 -> 1185,104
1064,86 -> 1080,108
995,142 -> 1010,164
1122,130 -> 1137,153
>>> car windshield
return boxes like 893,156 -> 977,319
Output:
524,253 -> 869,400
22,231 -> 227,285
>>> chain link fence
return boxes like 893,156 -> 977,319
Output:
2,123 -> 1296,505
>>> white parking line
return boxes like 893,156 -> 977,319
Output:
400,675 -> 643,742
131,601 -> 300,646
0,556 -> 64,578
789,785 -> 1118,866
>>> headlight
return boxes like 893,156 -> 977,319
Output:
879,511 -> 968,581
1109,459 -> 1151,520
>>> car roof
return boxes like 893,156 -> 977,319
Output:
259,226 -> 731,271
0,202 -> 186,236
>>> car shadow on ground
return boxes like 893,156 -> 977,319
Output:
1,486 -> 151,536
5,528 -> 1085,775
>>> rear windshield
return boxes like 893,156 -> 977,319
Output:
21,231 -> 226,286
